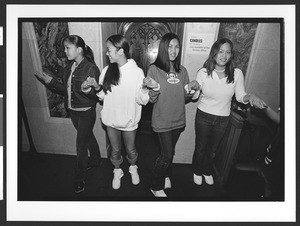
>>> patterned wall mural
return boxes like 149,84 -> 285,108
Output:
218,23 -> 258,75
34,22 -> 69,118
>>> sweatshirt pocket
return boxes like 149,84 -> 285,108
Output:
101,107 -> 133,129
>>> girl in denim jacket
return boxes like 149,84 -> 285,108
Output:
35,35 -> 101,194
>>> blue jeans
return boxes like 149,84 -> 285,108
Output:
106,127 -> 138,168
69,107 -> 101,182
192,109 -> 229,176
151,127 -> 184,191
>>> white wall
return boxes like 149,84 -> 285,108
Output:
245,23 -> 281,110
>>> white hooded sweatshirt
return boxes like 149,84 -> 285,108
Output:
97,59 -> 149,131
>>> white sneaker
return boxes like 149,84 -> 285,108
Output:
265,156 -> 272,165
164,177 -> 171,189
193,173 -> 202,185
112,168 -> 124,189
203,174 -> 214,185
150,189 -> 167,197
129,165 -> 140,185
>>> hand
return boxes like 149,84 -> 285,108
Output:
187,80 -> 201,92
249,94 -> 268,109
81,80 -> 90,90
82,76 -> 101,92
86,76 -> 98,88
34,71 -> 52,84
143,76 -> 159,89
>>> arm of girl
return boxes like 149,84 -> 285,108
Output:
146,67 -> 161,103
234,69 -> 267,109
264,106 -> 280,124
243,93 -> 268,109
34,71 -> 65,95
136,72 -> 150,105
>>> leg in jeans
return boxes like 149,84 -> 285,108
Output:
151,128 -> 183,191
192,109 -> 229,176
106,127 -> 123,168
166,128 -> 183,179
87,133 -> 101,167
122,130 -> 138,165
192,109 -> 212,176
70,108 -> 97,182
202,115 -> 229,175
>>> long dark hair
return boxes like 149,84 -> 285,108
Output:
153,33 -> 181,73
203,38 -> 235,83
102,34 -> 130,94
63,35 -> 95,64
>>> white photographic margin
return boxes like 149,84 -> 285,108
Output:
6,4 -> 295,222
0,26 -> 3,46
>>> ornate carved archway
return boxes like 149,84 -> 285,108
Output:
118,22 -> 174,74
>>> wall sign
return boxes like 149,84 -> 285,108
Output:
187,33 -> 215,55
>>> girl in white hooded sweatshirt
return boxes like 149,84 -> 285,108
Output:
82,34 -> 151,189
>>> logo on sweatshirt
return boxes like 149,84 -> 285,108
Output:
167,72 -> 180,84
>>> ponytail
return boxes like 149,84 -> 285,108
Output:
102,63 -> 119,94
83,44 -> 95,64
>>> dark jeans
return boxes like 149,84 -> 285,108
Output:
151,127 -> 184,191
69,107 -> 101,182
106,127 -> 138,168
192,109 -> 229,176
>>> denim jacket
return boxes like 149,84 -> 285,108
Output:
47,58 -> 100,109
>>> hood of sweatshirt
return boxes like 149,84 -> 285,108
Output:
119,59 -> 138,71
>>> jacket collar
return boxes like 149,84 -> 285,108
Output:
67,57 -> 88,70
75,57 -> 88,69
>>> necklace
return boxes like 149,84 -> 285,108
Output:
214,68 -> 225,73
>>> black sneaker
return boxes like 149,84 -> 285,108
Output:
74,181 -> 85,194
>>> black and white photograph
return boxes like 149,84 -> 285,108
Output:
5,4 -> 296,223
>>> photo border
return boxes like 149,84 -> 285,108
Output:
6,4 -> 296,222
